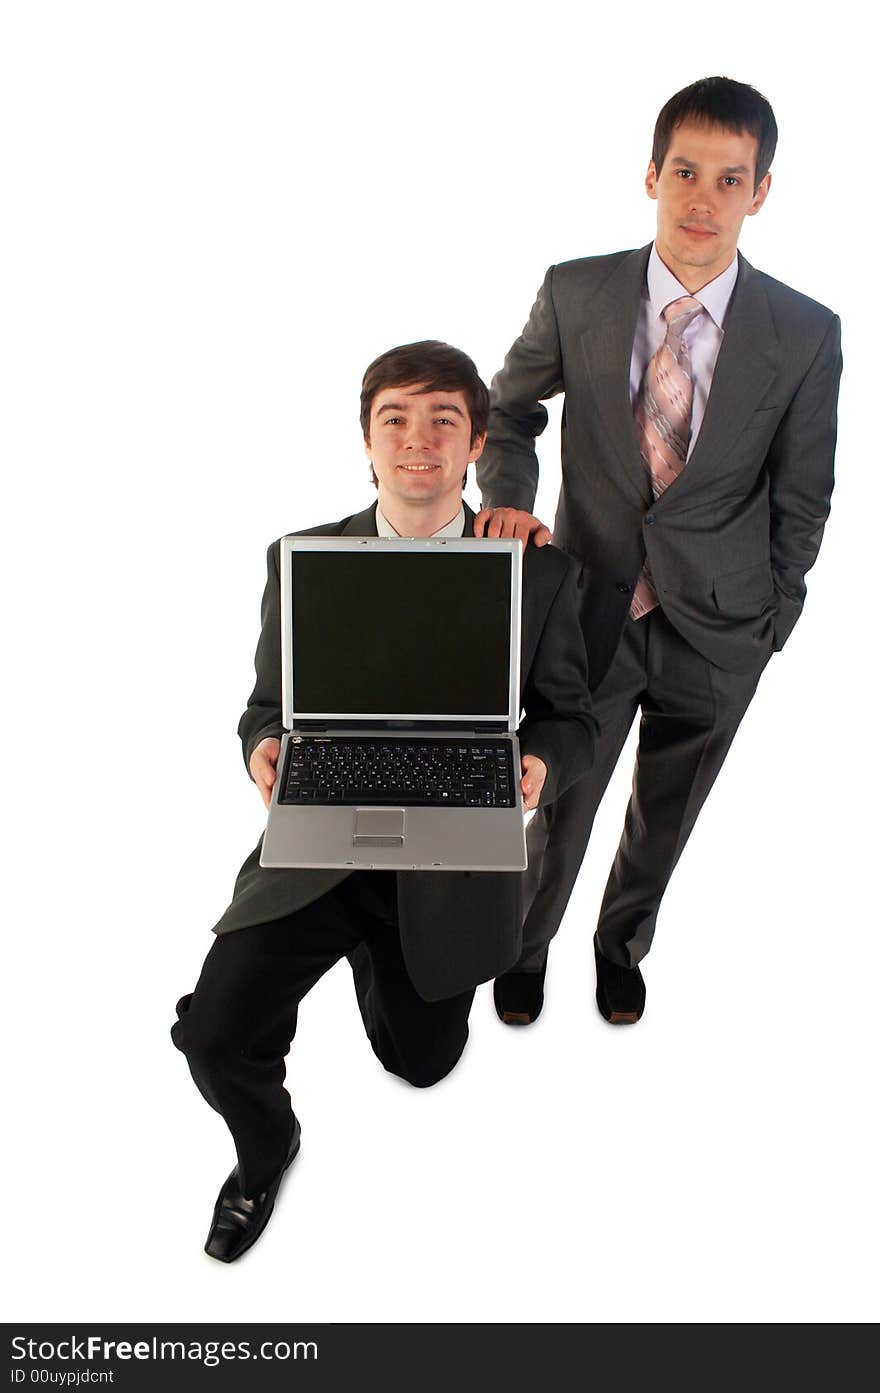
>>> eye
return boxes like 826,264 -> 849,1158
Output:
723,176 -> 741,187
384,416 -> 403,425
435,417 -> 455,426
675,169 -> 695,179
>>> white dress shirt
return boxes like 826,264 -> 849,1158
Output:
374,503 -> 466,539
629,243 -> 739,458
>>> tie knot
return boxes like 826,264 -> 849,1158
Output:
662,295 -> 705,335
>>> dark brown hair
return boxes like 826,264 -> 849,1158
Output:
652,76 -> 778,190
360,340 -> 489,446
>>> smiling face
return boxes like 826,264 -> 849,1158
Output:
365,383 -> 486,521
646,119 -> 771,290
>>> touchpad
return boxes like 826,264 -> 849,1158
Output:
353,808 -> 405,847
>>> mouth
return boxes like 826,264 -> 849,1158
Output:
680,224 -> 717,239
397,463 -> 440,472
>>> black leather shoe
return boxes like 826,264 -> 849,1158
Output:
493,964 -> 546,1025
594,933 -> 645,1024
204,1118 -> 301,1263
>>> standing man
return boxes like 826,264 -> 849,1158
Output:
172,342 -> 596,1262
476,77 -> 842,1026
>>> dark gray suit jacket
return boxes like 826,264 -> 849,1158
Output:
211,501 -> 597,1001
477,245 -> 842,688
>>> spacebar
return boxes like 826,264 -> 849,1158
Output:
344,788 -> 431,802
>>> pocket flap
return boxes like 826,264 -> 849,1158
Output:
713,561 -> 774,616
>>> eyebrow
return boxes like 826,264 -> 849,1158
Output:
669,157 -> 751,175
376,402 -> 465,417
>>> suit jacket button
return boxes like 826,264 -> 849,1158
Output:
644,514 -> 655,526
616,582 -> 631,593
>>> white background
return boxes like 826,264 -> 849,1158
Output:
3,0 -> 876,1324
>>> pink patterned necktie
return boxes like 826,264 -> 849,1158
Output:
629,295 -> 705,620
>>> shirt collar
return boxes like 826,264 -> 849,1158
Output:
375,503 -> 466,539
647,242 -> 738,330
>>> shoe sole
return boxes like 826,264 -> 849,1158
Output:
501,1010 -> 534,1025
596,990 -> 643,1025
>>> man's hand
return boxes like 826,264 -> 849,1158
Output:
520,754 -> 548,813
473,507 -> 552,548
249,736 -> 281,809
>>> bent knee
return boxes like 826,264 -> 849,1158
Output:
171,996 -> 243,1074
383,1032 -> 468,1089
403,1063 -> 455,1089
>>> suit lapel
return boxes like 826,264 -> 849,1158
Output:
341,502 -> 380,536
579,244 -> 653,506
655,255 -> 781,506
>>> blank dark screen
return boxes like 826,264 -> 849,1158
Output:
291,551 -> 512,715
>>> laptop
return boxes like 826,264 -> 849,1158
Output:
260,535 -> 527,871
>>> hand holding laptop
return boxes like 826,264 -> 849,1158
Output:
250,737 -> 281,810
519,754 -> 546,813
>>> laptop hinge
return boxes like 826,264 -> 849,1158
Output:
291,720 -> 509,734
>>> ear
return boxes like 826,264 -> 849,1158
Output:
363,433 -> 372,457
747,170 -> 772,217
469,431 -> 487,463
645,159 -> 659,201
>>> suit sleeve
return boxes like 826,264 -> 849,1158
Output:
237,540 -> 285,774
476,266 -> 565,513
517,562 -> 597,806
767,313 -> 842,650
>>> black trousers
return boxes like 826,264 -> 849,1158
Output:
519,608 -> 764,971
171,872 -> 474,1196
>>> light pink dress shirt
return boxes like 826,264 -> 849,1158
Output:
629,243 -> 739,459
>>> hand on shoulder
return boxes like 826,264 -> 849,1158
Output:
473,507 -> 552,548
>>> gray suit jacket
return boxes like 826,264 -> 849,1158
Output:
477,245 -> 842,688
210,501 -> 597,1001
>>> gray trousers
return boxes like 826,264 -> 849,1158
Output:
519,607 -> 765,971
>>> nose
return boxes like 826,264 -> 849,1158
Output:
403,420 -> 432,449
687,178 -> 715,213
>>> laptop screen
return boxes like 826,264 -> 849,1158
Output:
288,546 -> 515,721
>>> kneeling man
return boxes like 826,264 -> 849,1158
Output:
172,341 -> 597,1262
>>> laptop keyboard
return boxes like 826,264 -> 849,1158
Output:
279,736 -> 517,808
